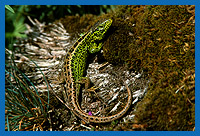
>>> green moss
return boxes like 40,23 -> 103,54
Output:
103,18 -> 134,64
104,5 -> 195,130
55,14 -> 97,40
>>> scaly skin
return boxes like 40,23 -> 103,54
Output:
63,19 -> 132,123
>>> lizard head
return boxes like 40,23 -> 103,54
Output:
92,19 -> 112,40
89,19 -> 112,53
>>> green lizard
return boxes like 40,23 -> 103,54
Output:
63,19 -> 132,123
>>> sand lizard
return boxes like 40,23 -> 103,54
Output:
63,19 -> 132,123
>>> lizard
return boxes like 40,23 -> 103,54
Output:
63,19 -> 132,123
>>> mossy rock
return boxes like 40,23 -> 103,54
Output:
55,5 -> 195,130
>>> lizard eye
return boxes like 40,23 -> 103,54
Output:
98,27 -> 104,31
96,26 -> 104,32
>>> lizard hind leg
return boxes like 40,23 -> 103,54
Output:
76,77 -> 101,100
75,77 -> 103,116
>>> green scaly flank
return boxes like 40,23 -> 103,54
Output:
70,19 -> 112,81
